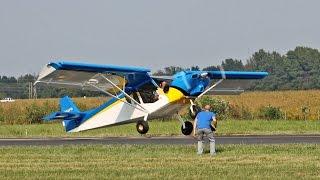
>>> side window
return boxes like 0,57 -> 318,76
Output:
138,82 -> 159,103
132,92 -> 140,103
125,92 -> 140,104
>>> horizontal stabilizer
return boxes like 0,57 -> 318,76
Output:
43,112 -> 82,121
43,96 -> 84,132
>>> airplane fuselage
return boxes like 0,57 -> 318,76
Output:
68,87 -> 189,132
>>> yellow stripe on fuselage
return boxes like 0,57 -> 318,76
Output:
165,87 -> 185,103
86,98 -> 125,121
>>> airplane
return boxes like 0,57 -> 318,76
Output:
35,61 -> 268,135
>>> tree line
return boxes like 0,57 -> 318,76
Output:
154,46 -> 320,90
1,46 -> 319,99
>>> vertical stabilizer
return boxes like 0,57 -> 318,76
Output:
60,96 -> 80,113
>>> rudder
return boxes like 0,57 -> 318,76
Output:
60,96 -> 80,113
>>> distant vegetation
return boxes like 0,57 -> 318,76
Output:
1,90 -> 320,125
1,46 -> 320,99
0,97 -> 107,125
198,90 -> 320,121
154,46 -> 320,91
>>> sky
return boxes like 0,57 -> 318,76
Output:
0,0 -> 320,76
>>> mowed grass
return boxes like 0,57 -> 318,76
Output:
1,119 -> 320,138
0,144 -> 319,179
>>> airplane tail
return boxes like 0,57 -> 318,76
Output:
60,96 -> 80,113
43,96 -> 83,132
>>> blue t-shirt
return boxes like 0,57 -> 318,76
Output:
196,111 -> 215,129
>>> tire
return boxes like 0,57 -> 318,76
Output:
136,120 -> 149,134
189,105 -> 201,119
181,121 -> 193,136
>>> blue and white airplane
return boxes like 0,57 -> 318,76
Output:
35,61 -> 268,135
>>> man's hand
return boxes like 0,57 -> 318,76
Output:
212,118 -> 217,128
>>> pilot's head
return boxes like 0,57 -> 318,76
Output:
160,81 -> 167,88
160,81 -> 169,93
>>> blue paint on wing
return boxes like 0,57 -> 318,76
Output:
48,61 -> 153,94
208,71 -> 268,79
49,61 -> 150,73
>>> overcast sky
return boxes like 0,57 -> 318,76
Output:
1,0 -> 320,76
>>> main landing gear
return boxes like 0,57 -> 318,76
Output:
176,114 -> 194,136
181,121 -> 193,136
179,104 -> 201,136
136,104 -> 201,136
178,104 -> 201,136
136,120 -> 149,134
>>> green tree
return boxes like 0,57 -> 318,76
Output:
222,58 -> 245,71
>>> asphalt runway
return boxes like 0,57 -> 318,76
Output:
1,135 -> 320,146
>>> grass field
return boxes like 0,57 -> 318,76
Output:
0,144 -> 319,179
1,119 -> 320,138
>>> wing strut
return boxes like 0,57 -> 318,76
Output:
196,79 -> 224,99
87,82 -> 149,114
99,74 -> 149,113
196,66 -> 226,99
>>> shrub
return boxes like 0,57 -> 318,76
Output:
258,105 -> 283,120
197,96 -> 229,119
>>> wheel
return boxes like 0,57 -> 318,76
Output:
189,105 -> 201,119
181,121 -> 193,136
136,120 -> 149,134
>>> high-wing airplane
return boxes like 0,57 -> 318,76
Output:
35,61 -> 268,135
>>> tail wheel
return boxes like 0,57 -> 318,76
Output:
181,121 -> 193,136
136,120 -> 149,134
189,105 -> 201,119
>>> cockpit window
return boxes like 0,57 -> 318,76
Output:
192,74 -> 199,79
138,82 -> 159,103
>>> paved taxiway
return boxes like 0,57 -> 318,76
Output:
0,135 -> 320,146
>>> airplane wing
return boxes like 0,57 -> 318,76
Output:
208,71 -> 268,80
203,71 -> 268,96
150,75 -> 173,84
205,79 -> 253,95
152,71 -> 267,96
35,61 -> 152,95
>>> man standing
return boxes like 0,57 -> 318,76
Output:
194,104 -> 217,155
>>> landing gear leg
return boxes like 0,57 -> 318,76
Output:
189,100 -> 201,119
176,114 -> 193,136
